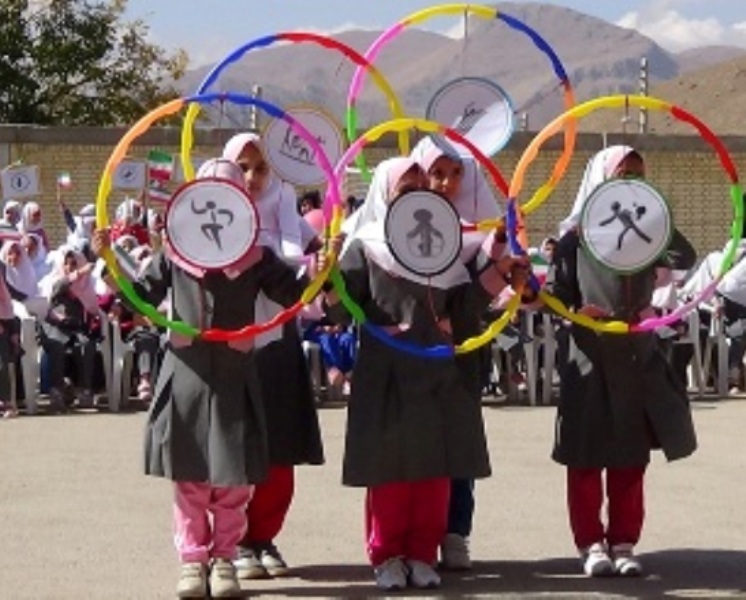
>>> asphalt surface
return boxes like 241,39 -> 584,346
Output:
1,395 -> 745,599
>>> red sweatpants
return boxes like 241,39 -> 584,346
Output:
567,466 -> 646,550
365,478 -> 450,567
242,465 -> 295,545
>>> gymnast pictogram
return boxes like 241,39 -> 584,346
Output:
455,101 -> 486,134
406,209 -> 445,258
191,198 -> 235,250
598,201 -> 651,251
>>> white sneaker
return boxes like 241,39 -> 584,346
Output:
258,543 -> 290,577
611,543 -> 643,576
209,558 -> 241,598
373,557 -> 408,591
407,559 -> 441,589
580,542 -> 614,577
176,562 -> 207,598
440,533 -> 472,570
234,547 -> 266,579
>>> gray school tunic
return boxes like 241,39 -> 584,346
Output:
547,230 -> 698,468
331,239 -> 492,487
254,322 -> 324,466
135,250 -> 307,487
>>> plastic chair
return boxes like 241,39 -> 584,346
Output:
671,309 -> 706,398
702,301 -> 730,397
522,311 -> 558,406
102,315 -> 134,412
12,300 -> 40,414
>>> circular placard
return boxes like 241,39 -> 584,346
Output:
579,178 -> 672,274
385,190 -> 462,277
262,106 -> 345,187
426,76 -> 515,158
165,178 -> 259,272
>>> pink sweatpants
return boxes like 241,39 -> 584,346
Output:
365,478 -> 450,566
173,481 -> 253,564
567,466 -> 647,550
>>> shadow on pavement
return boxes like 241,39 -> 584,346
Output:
258,549 -> 746,598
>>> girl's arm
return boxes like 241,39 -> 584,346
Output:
663,228 -> 697,271
253,248 -> 309,309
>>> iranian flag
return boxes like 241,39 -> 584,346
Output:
530,252 -> 550,285
147,150 -> 174,182
148,180 -> 171,204
56,171 -> 72,189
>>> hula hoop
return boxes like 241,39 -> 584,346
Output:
347,3 -> 576,203
96,92 -> 343,342
329,116 -> 516,359
180,31 -> 408,183
509,94 -> 744,334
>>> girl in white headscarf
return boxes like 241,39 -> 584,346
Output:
18,201 -> 50,251
91,157 -> 309,598
222,132 -> 319,259
410,137 -> 507,570
326,156 -> 528,591
62,203 -> 97,260
0,239 -> 47,317
221,133 -> 323,580
38,246 -> 101,411
21,233 -> 51,281
2,200 -> 22,227
546,145 -> 697,578
0,259 -> 20,417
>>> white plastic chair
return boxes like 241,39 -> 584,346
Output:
96,311 -> 116,410
702,301 -> 729,397
522,311 -> 558,406
12,300 -> 40,414
100,314 -> 133,412
671,309 -> 706,398
112,320 -> 135,411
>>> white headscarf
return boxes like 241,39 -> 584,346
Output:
23,232 -> 51,280
222,135 -> 316,348
67,203 -> 96,252
40,246 -> 100,315
410,136 -> 503,263
19,201 -> 43,233
342,156 -> 471,290
2,200 -> 21,227
0,240 -> 39,298
558,145 -> 636,237
222,132 -> 314,260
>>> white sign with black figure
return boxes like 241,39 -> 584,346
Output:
1,165 -> 41,199
385,190 -> 462,277
426,77 -> 515,158
165,178 -> 259,272
262,106 -> 344,187
580,179 -> 672,274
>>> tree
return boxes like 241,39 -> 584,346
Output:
0,0 -> 188,125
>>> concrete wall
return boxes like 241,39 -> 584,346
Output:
1,125 -> 744,254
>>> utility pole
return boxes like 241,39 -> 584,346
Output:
249,84 -> 262,132
639,57 -> 649,134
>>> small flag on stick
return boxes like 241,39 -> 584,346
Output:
147,150 -> 174,182
148,179 -> 171,204
56,171 -> 72,189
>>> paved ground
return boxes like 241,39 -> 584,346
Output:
1,395 -> 745,599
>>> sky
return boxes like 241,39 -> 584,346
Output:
124,0 -> 746,69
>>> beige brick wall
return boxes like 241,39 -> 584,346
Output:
2,126 -> 744,256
